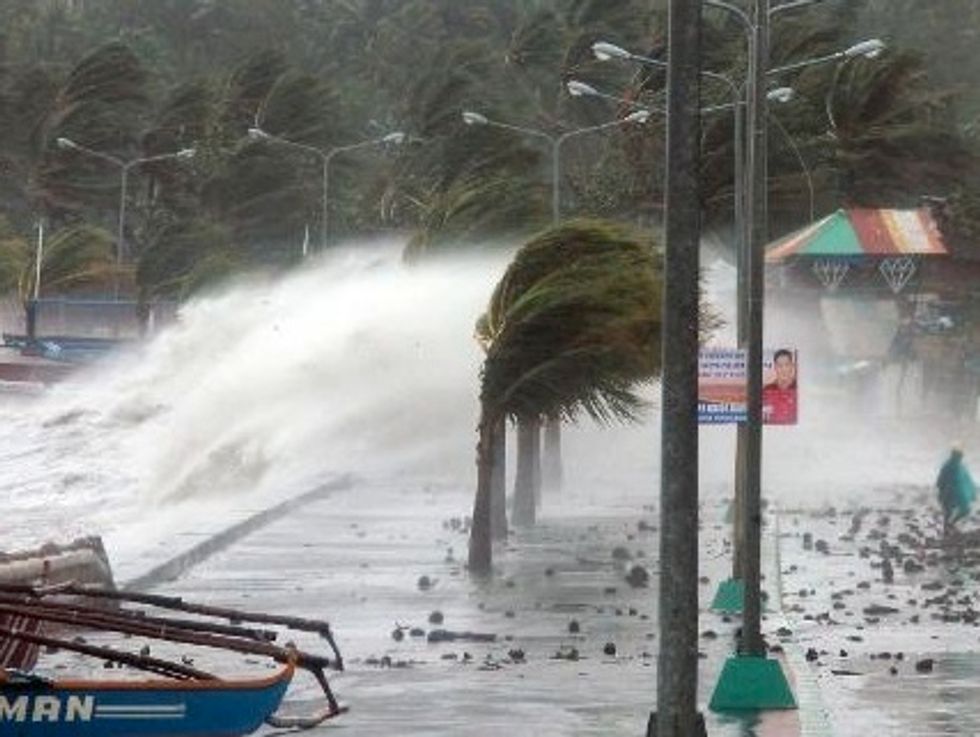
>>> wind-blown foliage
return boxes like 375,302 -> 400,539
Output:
479,218 -> 663,425
36,42 -> 150,214
1,0 -> 979,295
0,222 -> 117,302
470,218 -> 668,572
0,218 -> 31,296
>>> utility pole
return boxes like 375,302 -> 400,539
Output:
732,65 -> 749,583
654,0 -> 703,734
741,0 -> 769,659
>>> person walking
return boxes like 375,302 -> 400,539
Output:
938,446 -> 976,537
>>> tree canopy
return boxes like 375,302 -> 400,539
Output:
1,0 -> 979,300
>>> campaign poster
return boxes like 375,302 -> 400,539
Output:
762,348 -> 798,425
698,348 -> 747,424
698,348 -> 799,425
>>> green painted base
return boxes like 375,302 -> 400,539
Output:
711,578 -> 745,613
709,655 -> 797,711
646,712 -> 707,736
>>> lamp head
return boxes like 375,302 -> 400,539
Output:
176,148 -> 196,160
247,127 -> 270,141
846,38 -> 885,59
592,41 -> 631,62
624,110 -> 651,124
566,80 -> 599,98
461,111 -> 488,126
767,87 -> 795,104
56,137 -> 78,151
383,132 -> 406,144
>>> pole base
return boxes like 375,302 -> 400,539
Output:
709,655 -> 797,711
646,711 -> 707,737
710,578 -> 745,613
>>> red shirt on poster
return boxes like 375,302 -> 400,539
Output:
762,383 -> 797,424
762,349 -> 798,425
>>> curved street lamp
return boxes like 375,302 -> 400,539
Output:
822,40 -> 887,132
55,137 -> 195,294
461,109 -> 649,224
568,76 -> 799,242
247,128 -> 406,252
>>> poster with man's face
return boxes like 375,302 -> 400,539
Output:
698,348 -> 798,425
762,349 -> 798,425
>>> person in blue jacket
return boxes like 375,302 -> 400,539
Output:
938,446 -> 977,536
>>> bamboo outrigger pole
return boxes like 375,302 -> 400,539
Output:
0,582 -> 342,667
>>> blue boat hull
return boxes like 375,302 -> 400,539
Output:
0,666 -> 292,737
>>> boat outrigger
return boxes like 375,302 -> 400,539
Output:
0,582 -> 346,736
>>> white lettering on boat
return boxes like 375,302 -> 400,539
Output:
32,696 -> 61,722
65,695 -> 95,721
0,695 -> 95,723
0,695 -> 28,721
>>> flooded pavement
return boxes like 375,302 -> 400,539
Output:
94,479 -> 797,737
777,493 -> 980,736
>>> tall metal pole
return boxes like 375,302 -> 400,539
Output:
741,0 -> 769,658
116,164 -> 130,299
544,137 -> 563,496
732,33 -> 752,583
551,138 -> 561,225
655,0 -> 702,733
321,155 -> 330,252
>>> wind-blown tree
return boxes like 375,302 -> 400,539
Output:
29,223 -> 118,297
136,217 -> 239,301
0,221 -> 118,336
0,217 -> 30,295
35,42 -> 150,216
469,219 -> 665,574
825,51 -> 971,207
0,62 -> 60,227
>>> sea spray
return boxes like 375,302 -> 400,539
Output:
0,240 -> 508,553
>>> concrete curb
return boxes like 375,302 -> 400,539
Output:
768,507 -> 835,736
123,474 -> 355,592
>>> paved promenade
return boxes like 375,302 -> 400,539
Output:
115,478 -> 804,736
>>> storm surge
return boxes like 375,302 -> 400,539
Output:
0,239 -> 952,563
0,241 -> 505,554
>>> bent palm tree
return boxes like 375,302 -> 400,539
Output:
0,222 -> 119,337
469,218 -> 665,574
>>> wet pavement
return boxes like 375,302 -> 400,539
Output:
88,479 -> 801,737
20,448 -> 980,736
776,492 -> 980,736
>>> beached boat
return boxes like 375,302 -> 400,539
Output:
1,664 -> 296,737
0,583 -> 346,736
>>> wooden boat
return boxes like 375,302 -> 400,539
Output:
1,665 -> 295,736
0,583 -> 346,735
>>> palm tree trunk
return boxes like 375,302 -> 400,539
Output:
468,408 -> 495,575
531,416 -> 542,506
512,415 -> 538,526
490,417 -> 508,540
542,416 -> 563,495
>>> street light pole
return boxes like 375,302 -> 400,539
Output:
551,113 -> 651,223
248,128 -> 405,252
323,134 -> 404,249
654,0 -> 703,733
55,138 -> 195,295
741,0 -> 770,660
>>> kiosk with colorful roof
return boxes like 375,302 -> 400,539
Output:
766,207 -> 949,293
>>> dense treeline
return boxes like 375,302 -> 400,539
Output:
0,0 -> 978,301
